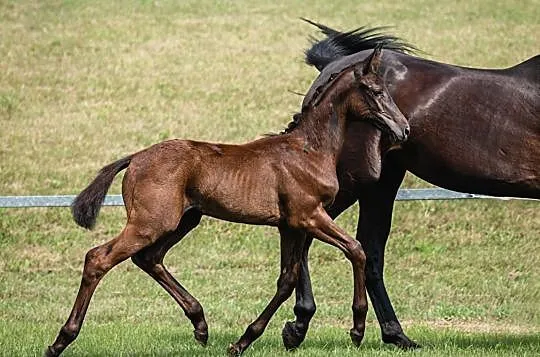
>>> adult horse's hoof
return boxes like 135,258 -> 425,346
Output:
193,329 -> 208,346
349,328 -> 364,347
282,321 -> 306,350
382,332 -> 420,349
227,343 -> 242,357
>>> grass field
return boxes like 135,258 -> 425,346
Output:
0,0 -> 539,356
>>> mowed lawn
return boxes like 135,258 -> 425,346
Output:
0,1 -> 539,356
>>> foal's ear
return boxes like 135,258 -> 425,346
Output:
355,46 -> 383,78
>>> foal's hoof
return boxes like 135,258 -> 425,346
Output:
382,332 -> 421,349
350,328 -> 365,347
227,343 -> 242,357
282,321 -> 306,350
193,329 -> 208,346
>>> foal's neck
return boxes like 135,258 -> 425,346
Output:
292,104 -> 347,161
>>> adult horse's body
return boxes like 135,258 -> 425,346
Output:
282,21 -> 540,350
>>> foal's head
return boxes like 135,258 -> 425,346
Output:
305,47 -> 410,143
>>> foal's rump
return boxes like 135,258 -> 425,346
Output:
72,139 -> 193,231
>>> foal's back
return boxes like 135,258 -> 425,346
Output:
123,135 -> 338,227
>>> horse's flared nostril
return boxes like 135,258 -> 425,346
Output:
404,126 -> 410,138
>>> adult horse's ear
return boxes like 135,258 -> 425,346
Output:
355,46 -> 383,78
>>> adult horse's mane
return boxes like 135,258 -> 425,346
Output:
302,18 -> 417,70
269,19 -> 416,137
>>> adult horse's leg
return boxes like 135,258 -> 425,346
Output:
357,158 -> 418,348
45,224 -> 160,357
282,190 -> 357,349
281,235 -> 314,350
228,228 -> 306,356
130,208 -> 209,346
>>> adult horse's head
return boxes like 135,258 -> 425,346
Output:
303,47 -> 409,143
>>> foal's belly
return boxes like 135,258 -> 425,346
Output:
191,165 -> 282,226
198,195 -> 282,226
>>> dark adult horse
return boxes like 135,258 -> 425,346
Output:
282,20 -> 540,350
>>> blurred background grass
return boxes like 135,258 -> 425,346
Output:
0,0 -> 538,356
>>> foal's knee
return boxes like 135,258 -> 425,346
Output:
131,251 -> 161,273
130,253 -> 146,269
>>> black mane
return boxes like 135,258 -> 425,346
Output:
269,20 -> 416,137
265,112 -> 302,137
302,18 -> 417,71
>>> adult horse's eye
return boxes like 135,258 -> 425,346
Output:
329,73 -> 337,81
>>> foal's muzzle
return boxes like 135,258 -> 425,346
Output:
371,113 -> 410,143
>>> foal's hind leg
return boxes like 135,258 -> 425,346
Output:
131,208 -> 209,346
45,223 -> 161,357
228,227 -> 306,356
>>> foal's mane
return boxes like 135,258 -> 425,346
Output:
267,64 -> 357,137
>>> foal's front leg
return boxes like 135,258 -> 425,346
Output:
302,205 -> 368,346
228,228 -> 306,356
283,191 -> 357,349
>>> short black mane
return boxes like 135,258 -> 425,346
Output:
265,112 -> 302,137
302,18 -> 417,71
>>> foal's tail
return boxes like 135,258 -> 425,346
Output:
72,155 -> 133,230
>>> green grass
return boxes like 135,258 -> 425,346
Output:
0,0 -> 539,356
2,321 -> 540,356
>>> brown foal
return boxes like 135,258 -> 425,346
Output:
45,48 -> 409,357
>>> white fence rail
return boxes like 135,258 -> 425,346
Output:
0,189 -> 535,208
